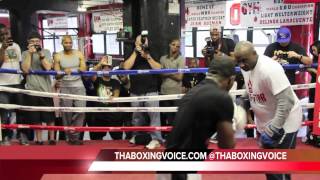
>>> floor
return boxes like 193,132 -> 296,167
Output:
0,138 -> 319,180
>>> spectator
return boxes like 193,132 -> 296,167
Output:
305,41 -> 320,144
264,27 -> 312,84
89,56 -> 122,140
201,27 -> 235,67
116,66 -> 132,140
21,32 -> 55,145
54,35 -> 86,145
160,38 -> 184,136
123,34 -> 163,149
0,24 -> 23,145
182,58 -> 205,93
307,41 -> 320,121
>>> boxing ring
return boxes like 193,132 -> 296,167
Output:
0,63 -> 320,180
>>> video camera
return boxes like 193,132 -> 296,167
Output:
140,30 -> 150,53
277,52 -> 288,59
205,37 -> 215,56
34,45 -> 42,52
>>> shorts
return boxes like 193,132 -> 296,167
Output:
25,95 -> 55,124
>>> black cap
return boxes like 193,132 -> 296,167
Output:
208,57 -> 236,78
27,31 -> 41,40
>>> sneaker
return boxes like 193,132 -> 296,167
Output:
146,140 -> 161,149
68,140 -> 83,145
209,137 -> 218,144
0,136 -> 11,146
19,134 -> 29,146
48,140 -> 56,145
129,136 -> 136,144
209,133 -> 218,144
35,141 -> 44,145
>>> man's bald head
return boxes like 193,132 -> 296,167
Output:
234,41 -> 255,56
234,41 -> 258,71
210,28 -> 220,42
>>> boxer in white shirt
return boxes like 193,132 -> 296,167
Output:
234,41 -> 302,180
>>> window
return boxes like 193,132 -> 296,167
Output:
185,46 -> 194,58
253,29 -> 277,56
92,34 -> 105,54
42,16 -> 79,53
106,34 -> 120,55
196,31 -> 209,57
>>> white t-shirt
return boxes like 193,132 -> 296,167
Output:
0,42 -> 22,85
241,55 -> 302,133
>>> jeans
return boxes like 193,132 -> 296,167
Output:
0,84 -> 24,139
263,131 -> 298,180
131,92 -> 163,142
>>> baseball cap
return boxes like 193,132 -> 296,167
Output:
276,27 -> 291,43
101,55 -> 113,67
208,57 -> 236,78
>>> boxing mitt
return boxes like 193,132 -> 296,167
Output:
232,103 -> 247,131
260,123 -> 285,148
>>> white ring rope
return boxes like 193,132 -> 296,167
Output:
0,104 -> 178,112
0,83 -> 315,103
0,103 -> 314,112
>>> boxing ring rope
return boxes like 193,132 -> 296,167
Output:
0,121 -> 314,132
0,63 -> 318,140
0,63 -> 317,76
0,103 -> 315,112
0,83 -> 315,102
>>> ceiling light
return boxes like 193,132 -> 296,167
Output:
77,5 -> 87,12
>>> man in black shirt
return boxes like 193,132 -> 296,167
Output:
167,57 -> 236,150
182,58 -> 205,93
264,27 -> 312,84
202,28 -> 236,67
123,34 -> 163,149
164,57 -> 236,180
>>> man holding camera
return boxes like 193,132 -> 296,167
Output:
123,32 -> 163,149
21,32 -> 55,145
264,27 -> 312,84
0,24 -> 23,145
201,28 -> 236,67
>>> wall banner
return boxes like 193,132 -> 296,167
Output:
92,9 -> 123,33
240,0 -> 314,27
185,1 -> 226,28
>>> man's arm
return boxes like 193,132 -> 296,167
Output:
287,51 -> 312,65
0,46 -> 6,67
145,54 -> 161,69
269,87 -> 295,129
160,56 -> 182,81
217,120 -> 235,149
53,53 -> 63,79
39,50 -> 52,71
21,52 -> 32,73
123,51 -> 138,70
0,39 -> 12,67
78,51 -> 87,72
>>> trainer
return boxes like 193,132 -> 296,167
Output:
234,41 -> 302,180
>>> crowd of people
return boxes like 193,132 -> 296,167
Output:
0,23 -> 318,156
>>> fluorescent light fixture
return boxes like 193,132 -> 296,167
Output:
77,5 -> 87,12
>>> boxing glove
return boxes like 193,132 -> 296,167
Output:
232,103 -> 247,131
260,124 -> 285,148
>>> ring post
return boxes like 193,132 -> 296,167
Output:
312,56 -> 320,147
